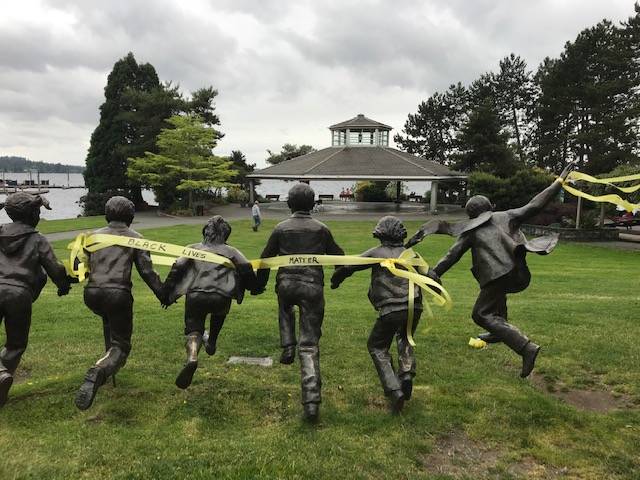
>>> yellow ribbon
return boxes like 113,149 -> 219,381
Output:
65,233 -> 452,346
561,171 -> 640,212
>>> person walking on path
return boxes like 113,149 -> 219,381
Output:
252,201 -> 261,232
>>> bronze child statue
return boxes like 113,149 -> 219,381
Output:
254,183 -> 344,422
0,193 -> 71,407
331,216 -> 424,414
405,161 -> 578,378
162,215 -> 257,389
75,196 -> 165,410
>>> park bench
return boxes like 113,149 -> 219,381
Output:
265,194 -> 280,201
408,194 -> 423,203
318,194 -> 334,201
607,214 -> 640,230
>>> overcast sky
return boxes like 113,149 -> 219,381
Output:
0,0 -> 636,169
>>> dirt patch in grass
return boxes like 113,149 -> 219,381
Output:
13,366 -> 32,384
531,372 -> 633,413
419,431 -> 566,479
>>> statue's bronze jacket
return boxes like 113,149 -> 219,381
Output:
163,242 -> 256,304
433,181 -> 561,292
0,222 -> 68,300
258,211 -> 344,288
332,243 -> 423,317
85,221 -> 162,295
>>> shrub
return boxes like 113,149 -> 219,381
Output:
468,168 -> 554,211
80,189 -> 137,216
354,181 -> 390,202
227,186 -> 249,204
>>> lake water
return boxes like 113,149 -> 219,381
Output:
0,173 -> 156,222
0,172 -> 433,221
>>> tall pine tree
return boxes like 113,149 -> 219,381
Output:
83,53 -> 160,211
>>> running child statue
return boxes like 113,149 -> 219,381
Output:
75,196 -> 165,410
330,216 -> 427,414
405,161 -> 578,378
0,193 -> 72,407
161,215 -> 257,389
254,183 -> 344,422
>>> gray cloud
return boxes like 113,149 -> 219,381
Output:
0,0 -> 636,168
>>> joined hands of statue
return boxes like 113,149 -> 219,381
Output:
250,286 -> 265,296
57,284 -> 71,296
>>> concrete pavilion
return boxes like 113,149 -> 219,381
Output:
247,114 -> 466,212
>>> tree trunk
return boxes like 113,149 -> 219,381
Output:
511,105 -> 523,162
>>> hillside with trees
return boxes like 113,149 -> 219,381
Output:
0,156 -> 84,173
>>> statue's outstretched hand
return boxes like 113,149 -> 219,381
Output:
250,286 -> 265,296
404,230 -> 425,249
559,160 -> 579,181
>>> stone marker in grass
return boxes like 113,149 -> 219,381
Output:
227,356 -> 273,367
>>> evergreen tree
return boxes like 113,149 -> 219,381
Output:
455,99 -> 518,177
394,83 -> 467,165
531,14 -> 640,174
127,114 -> 235,211
83,52 -> 160,210
493,54 -> 535,162
266,144 -> 316,165
228,150 -> 256,188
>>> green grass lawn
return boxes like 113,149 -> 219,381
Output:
1,219 -> 638,479
37,216 -> 105,234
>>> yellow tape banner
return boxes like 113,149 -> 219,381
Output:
65,233 -> 452,346
562,171 -> 640,212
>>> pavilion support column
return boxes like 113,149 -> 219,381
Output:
395,181 -> 401,203
430,181 -> 439,214
249,179 -> 255,204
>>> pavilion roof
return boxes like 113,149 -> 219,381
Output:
247,146 -> 465,181
328,114 -> 392,131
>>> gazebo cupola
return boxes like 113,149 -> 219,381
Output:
329,113 -> 392,147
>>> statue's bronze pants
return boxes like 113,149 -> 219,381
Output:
0,285 -> 32,374
471,274 -> 530,354
84,287 -> 134,378
277,280 -> 324,404
367,309 -> 421,395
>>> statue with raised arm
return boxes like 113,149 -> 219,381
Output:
0,193 -> 71,407
161,215 -> 257,389
405,162 -> 577,378
254,183 -> 344,422
75,196 -> 165,410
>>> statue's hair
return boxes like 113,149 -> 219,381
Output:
373,215 -> 407,242
105,196 -> 135,224
465,195 -> 492,219
3,192 -> 50,221
202,215 -> 231,243
287,183 -> 315,212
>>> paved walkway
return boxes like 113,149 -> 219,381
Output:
44,203 -> 466,241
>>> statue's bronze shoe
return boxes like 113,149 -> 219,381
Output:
389,390 -> 405,414
303,402 -> 319,423
279,346 -> 296,365
521,342 -> 540,378
75,367 -> 106,411
0,371 -> 13,408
